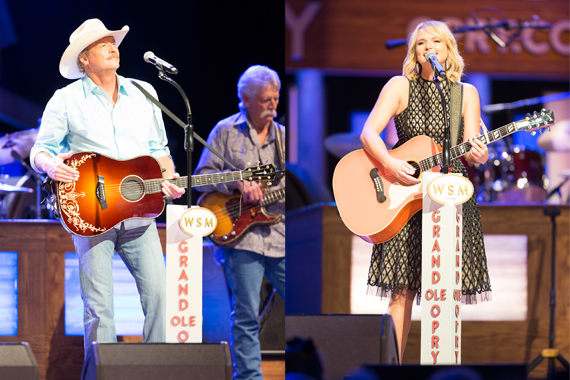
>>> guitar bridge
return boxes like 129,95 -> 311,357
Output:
370,168 -> 386,203
96,175 -> 108,210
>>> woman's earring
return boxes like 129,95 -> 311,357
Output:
446,59 -> 451,70
416,62 -> 421,73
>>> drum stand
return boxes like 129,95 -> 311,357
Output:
526,206 -> 569,379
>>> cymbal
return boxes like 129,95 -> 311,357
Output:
538,120 -> 570,152
0,128 -> 39,165
0,183 -> 33,194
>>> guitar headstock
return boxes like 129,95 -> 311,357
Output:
242,163 -> 278,182
515,109 -> 555,135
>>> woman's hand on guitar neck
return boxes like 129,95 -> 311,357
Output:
387,156 -> 421,185
36,151 -> 79,183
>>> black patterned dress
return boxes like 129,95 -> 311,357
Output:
366,77 -> 492,304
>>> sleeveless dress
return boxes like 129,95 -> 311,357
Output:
366,77 -> 492,305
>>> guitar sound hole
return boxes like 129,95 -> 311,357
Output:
121,176 -> 145,202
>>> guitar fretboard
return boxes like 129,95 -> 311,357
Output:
262,188 -> 286,207
419,121 -> 521,172
144,172 -> 244,194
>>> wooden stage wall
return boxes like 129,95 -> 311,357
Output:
287,204 -> 570,378
0,221 -> 284,380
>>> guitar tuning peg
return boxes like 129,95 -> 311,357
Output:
267,182 -> 272,186
255,161 -> 260,166
539,128 -> 543,134
541,108 -> 546,112
246,162 -> 251,167
533,111 -> 538,116
526,113 -> 531,119
531,131 -> 536,136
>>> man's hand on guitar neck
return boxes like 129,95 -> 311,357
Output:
238,180 -> 263,205
35,151 -> 79,183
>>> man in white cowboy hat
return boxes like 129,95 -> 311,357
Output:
30,18 -> 185,356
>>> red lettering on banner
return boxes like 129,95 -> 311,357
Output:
457,225 -> 460,237
431,335 -> 439,349
182,316 -> 188,326
456,209 -> 461,222
179,299 -> 188,311
180,255 -> 188,267
456,351 -> 459,364
454,289 -> 462,301
456,271 -> 460,284
432,255 -> 440,268
455,305 -> 460,317
456,240 -> 461,252
179,269 -> 188,281
433,225 -> 440,238
432,210 -> 440,223
456,255 -> 460,267
425,289 -> 433,300
432,271 -> 440,284
456,335 -> 459,348
456,321 -> 459,333
431,305 -> 440,318
432,351 -> 439,364
171,316 -> 180,326
179,283 -> 188,296
188,316 -> 196,327
432,239 -> 440,252
178,330 -> 188,342
178,241 -> 188,253
440,289 -> 446,301
432,320 -> 439,334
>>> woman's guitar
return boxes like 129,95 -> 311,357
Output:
332,109 -> 554,244
197,188 -> 285,247
45,152 -> 277,237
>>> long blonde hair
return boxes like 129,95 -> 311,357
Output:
403,21 -> 464,83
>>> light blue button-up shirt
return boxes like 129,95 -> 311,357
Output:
31,74 -> 171,230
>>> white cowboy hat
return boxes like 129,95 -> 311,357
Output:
59,18 -> 129,80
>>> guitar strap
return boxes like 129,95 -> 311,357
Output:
273,122 -> 286,171
449,82 -> 464,147
129,79 -> 240,171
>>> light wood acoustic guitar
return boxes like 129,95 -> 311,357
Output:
332,109 -> 554,244
45,152 -> 277,237
198,188 -> 285,247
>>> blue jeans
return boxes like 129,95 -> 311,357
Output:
72,221 -> 166,356
221,248 -> 285,380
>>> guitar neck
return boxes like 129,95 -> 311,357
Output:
420,121 -> 518,171
262,188 -> 286,207
144,172 -> 244,194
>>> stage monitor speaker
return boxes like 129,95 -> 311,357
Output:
286,314 -> 399,380
0,342 -> 38,380
344,364 -> 527,380
81,342 -> 232,380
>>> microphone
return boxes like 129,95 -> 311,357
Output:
143,51 -> 178,74
425,52 -> 446,77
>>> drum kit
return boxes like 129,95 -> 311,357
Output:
0,128 -> 53,219
463,143 -> 548,203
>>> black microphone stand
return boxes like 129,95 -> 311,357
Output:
526,193 -> 570,378
156,70 -> 194,208
432,72 -> 450,174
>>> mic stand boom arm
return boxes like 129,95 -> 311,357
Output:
157,70 -> 194,208
433,75 -> 450,174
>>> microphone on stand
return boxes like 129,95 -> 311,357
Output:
425,52 -> 446,77
143,51 -> 179,74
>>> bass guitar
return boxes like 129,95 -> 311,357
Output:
198,188 -> 285,247
332,109 -> 554,244
46,152 -> 277,237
